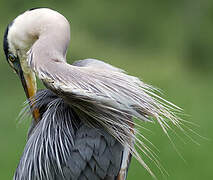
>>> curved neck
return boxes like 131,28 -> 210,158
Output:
8,9 -> 70,66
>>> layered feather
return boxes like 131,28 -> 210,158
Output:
27,56 -> 182,177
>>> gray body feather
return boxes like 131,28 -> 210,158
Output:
14,89 -> 127,180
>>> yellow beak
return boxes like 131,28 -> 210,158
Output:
23,72 -> 40,122
16,65 -> 40,123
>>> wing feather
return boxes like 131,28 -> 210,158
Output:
29,56 -> 181,176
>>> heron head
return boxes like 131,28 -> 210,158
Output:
5,8 -> 45,95
3,20 -> 37,100
3,8 -> 70,99
3,9 -> 42,120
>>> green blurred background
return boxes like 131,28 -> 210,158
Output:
0,0 -> 212,179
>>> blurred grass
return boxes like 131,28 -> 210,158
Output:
0,1 -> 213,179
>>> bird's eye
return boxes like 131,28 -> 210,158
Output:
8,54 -> 16,62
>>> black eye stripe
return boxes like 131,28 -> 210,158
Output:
28,7 -> 53,11
3,21 -> 13,59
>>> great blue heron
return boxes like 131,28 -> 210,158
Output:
3,8 -> 181,180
